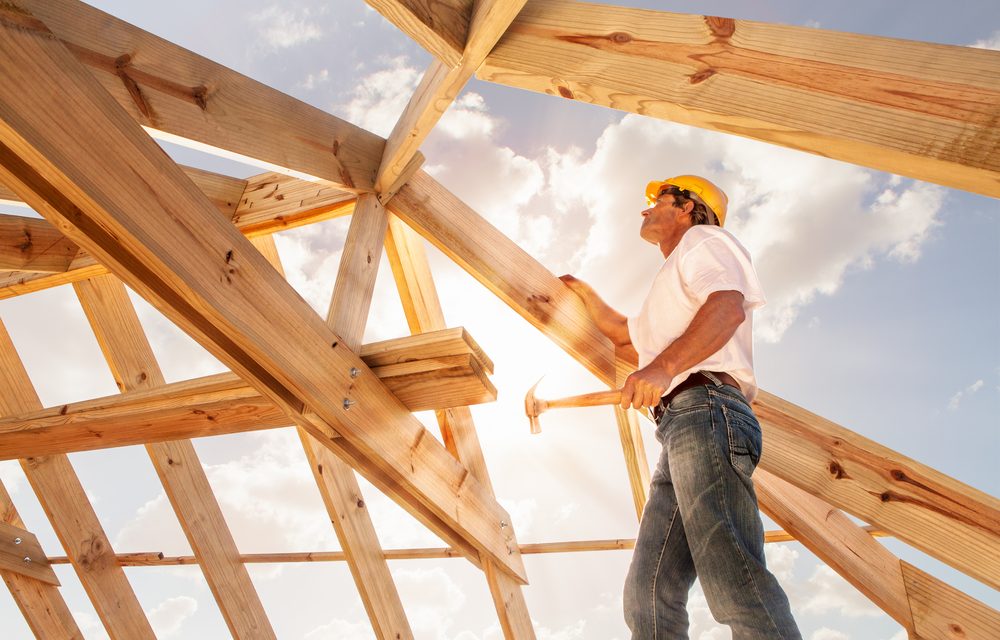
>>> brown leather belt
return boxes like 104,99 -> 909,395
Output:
652,371 -> 740,421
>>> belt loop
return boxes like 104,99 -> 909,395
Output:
702,371 -> 724,387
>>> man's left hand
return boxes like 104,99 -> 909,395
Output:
620,363 -> 674,410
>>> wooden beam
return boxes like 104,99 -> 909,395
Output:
0,214 -> 79,272
44,527 -> 884,566
0,480 -> 83,639
375,0 -> 527,200
18,0 -> 383,191
0,172 -> 349,300
479,0 -> 1000,198
0,321 -> 155,639
268,198 -> 416,640
74,274 -> 276,639
756,469 -> 1000,639
384,215 -> 535,639
391,171 -> 629,385
0,328 -> 497,460
754,391 -> 1000,591
612,405 -> 650,522
389,171 -> 1000,592
0,8 -> 523,582
364,0 -> 472,67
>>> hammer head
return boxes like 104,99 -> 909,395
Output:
524,377 -> 546,434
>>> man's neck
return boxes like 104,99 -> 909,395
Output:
658,224 -> 694,260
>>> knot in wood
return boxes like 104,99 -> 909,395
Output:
114,53 -> 133,70
879,491 -> 891,503
609,31 -> 632,44
890,469 -> 906,481
689,69 -> 716,85
557,85 -> 575,100
706,16 -> 736,39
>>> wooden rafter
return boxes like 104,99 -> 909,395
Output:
384,214 -> 535,638
756,470 -> 1000,639
0,214 -> 79,273
375,0 -> 528,200
388,170 -> 1000,590
479,0 -> 1000,198
0,6 -> 524,583
0,322 -> 155,639
74,274 -> 277,639
257,207 -> 416,639
18,0 -> 383,192
0,481 -> 82,639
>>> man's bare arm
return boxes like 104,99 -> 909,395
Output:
559,274 -> 632,348
620,290 -> 746,410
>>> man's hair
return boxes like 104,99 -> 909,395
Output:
663,189 -> 719,226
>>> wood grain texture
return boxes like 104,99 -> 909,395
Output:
0,214 -> 79,272
384,216 -> 535,639
375,0 -> 526,199
755,390 -> 1000,591
612,405 -> 650,522
480,0 -> 1000,197
259,226 -> 415,640
364,0 -> 472,67
0,329 -> 498,460
902,561 -> 1000,640
0,480 -> 83,639
0,8 -> 523,582
75,274 -> 277,639
0,521 -> 59,585
0,321 -> 154,639
19,0 -> 383,191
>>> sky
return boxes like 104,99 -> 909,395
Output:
0,1 -> 998,639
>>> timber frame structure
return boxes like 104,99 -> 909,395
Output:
0,0 -> 997,638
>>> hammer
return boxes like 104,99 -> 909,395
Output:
524,378 -> 623,434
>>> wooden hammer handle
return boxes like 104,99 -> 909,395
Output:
544,389 -> 621,410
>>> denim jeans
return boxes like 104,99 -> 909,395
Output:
624,381 -> 801,639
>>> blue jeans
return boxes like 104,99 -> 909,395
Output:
624,381 -> 801,639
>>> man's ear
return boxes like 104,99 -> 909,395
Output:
676,200 -> 694,221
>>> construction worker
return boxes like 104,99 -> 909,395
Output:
560,176 -> 801,639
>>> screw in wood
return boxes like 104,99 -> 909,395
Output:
343,398 -> 355,410
23,556 -> 31,564
350,367 -> 359,378
14,537 -> 21,545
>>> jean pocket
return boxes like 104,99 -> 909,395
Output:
722,404 -> 762,477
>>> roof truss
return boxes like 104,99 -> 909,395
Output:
0,0 -> 997,637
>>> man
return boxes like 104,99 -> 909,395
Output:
560,176 -> 800,639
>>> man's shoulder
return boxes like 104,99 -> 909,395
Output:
680,225 -> 750,257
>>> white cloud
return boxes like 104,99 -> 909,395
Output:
0,460 -> 24,496
539,115 -> 945,342
72,609 -> 109,640
970,30 -> 1000,50
765,543 -> 800,583
305,617 -> 374,640
249,5 -> 322,52
800,565 -> 882,618
338,56 -> 422,136
948,379 -> 984,410
147,596 -> 198,637
394,566 -> 467,640
811,628 -> 850,640
300,69 -> 330,90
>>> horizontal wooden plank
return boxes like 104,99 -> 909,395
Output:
21,0 -> 384,191
0,328 -> 497,459
0,174 -> 352,300
480,0 -> 1000,197
0,214 -> 79,272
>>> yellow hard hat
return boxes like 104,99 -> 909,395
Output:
645,175 -> 728,227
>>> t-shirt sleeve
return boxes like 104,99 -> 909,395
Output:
679,233 -> 766,311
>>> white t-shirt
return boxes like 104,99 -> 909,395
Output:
626,225 -> 766,402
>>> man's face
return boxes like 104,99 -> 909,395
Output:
639,193 -> 683,244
